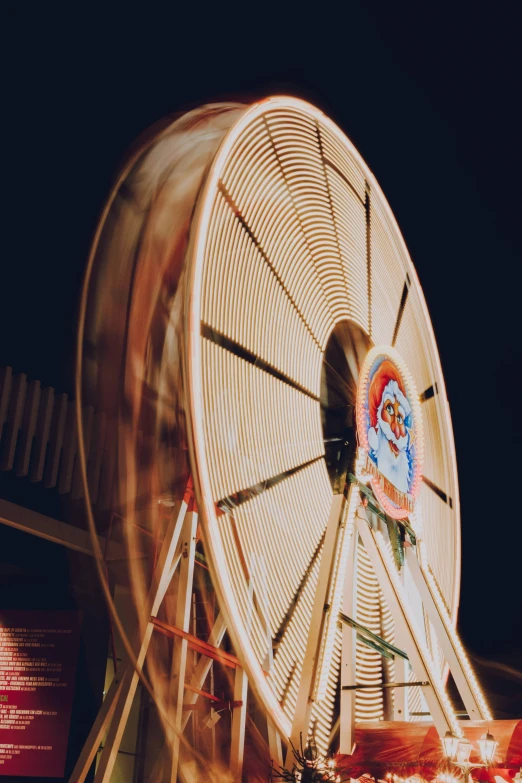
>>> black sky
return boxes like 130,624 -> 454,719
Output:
3,2 -> 521,717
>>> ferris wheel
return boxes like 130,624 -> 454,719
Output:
75,96 -> 491,782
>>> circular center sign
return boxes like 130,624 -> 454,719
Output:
356,346 -> 424,519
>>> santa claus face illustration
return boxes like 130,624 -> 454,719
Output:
366,360 -> 413,495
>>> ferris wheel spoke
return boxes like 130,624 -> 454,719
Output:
420,383 -> 439,402
272,529 -> 326,649
261,117 -> 336,326
422,475 -> 453,507
285,493 -> 344,765
279,660 -> 298,708
216,455 -> 325,514
217,181 -> 322,352
322,153 -> 366,207
315,122 -> 350,306
201,323 -> 319,401
391,276 -> 411,346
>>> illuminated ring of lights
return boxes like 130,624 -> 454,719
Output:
184,97 -> 462,744
355,345 -> 424,520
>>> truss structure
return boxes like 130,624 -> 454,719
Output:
59,474 -> 490,781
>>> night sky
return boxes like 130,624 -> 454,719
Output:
3,4 -> 521,717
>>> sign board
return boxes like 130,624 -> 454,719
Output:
0,610 -> 82,777
356,346 -> 423,519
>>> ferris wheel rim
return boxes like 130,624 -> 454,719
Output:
183,95 -> 461,737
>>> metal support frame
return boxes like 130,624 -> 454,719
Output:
151,615 -> 240,669
267,717 -> 283,770
145,611 -> 242,782
348,474 -> 416,545
70,497 -> 189,783
339,480 -> 487,739
230,665 -> 248,781
405,546 -> 489,721
250,555 -> 283,766
342,680 -> 428,690
339,491 -> 359,755
391,565 -> 411,721
286,493 -> 345,767
165,510 -> 198,783
339,612 -> 408,661
355,513 -> 457,737
0,497 -> 127,560
392,654 -> 410,721
180,612 -> 227,732
153,600 -> 278,780
68,673 -> 125,783
73,490 -> 252,783
68,469 -> 485,781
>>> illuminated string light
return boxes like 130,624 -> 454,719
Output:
374,531 -> 461,736
419,559 -> 492,721
314,488 -> 356,703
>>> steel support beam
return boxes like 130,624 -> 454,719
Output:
267,717 -> 283,769
355,514 -> 458,737
286,493 -> 344,767
405,546 -> 490,721
89,498 -> 189,783
137,611 -> 229,783
342,680 -> 428,690
230,666 -> 248,781
0,497 -> 126,560
250,555 -> 283,766
180,612 -> 227,732
68,673 -> 125,783
339,490 -> 359,755
165,510 -> 198,783
339,612 -> 408,660
151,616 -> 239,669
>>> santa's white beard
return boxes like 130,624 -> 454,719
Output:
374,424 -> 410,494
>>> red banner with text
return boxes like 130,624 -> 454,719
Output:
0,610 -> 82,777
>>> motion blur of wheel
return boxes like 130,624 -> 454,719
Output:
81,96 -> 461,755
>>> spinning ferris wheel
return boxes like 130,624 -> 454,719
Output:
74,96 -> 491,782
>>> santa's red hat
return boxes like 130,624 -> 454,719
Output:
368,360 -> 407,428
